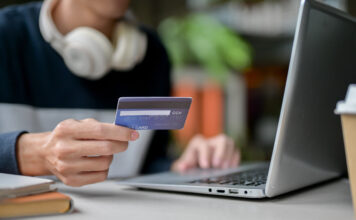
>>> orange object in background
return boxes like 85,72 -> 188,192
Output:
201,81 -> 224,138
172,80 -> 201,145
244,66 -> 287,90
172,79 -> 224,147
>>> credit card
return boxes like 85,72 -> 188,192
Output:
115,97 -> 192,130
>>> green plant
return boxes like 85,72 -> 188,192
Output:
158,14 -> 252,82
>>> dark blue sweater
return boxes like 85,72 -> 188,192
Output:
0,2 -> 172,174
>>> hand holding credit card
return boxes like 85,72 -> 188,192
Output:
115,97 -> 192,130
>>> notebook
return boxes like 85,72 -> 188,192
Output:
0,173 -> 55,199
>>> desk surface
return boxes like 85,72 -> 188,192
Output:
44,178 -> 353,220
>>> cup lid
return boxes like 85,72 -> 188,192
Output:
335,84 -> 356,115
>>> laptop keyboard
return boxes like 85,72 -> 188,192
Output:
188,168 -> 268,187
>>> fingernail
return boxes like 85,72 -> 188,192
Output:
130,131 -> 139,141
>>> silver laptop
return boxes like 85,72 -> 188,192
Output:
118,0 -> 356,198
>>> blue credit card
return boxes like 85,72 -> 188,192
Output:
115,97 -> 192,130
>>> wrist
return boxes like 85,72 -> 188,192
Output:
16,132 -> 51,176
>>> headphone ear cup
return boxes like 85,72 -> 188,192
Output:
64,27 -> 113,79
111,22 -> 147,71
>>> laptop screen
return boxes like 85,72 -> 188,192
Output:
267,0 -> 356,197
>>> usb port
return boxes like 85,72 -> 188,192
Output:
229,189 -> 238,194
216,189 -> 225,193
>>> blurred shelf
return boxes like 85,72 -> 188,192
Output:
210,0 -> 300,38
241,34 -> 294,66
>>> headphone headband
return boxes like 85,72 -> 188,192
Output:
39,0 -> 67,53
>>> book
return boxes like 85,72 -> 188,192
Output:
0,173 -> 55,199
0,191 -> 72,218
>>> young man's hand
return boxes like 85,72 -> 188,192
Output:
17,118 -> 139,186
172,134 -> 240,172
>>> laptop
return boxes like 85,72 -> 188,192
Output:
118,0 -> 356,198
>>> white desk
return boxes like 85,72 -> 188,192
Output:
45,178 -> 353,220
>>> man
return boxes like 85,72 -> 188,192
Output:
0,0 -> 240,186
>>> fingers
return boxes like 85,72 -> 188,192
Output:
54,156 -> 113,174
81,140 -> 129,156
44,118 -> 137,187
55,170 -> 110,187
172,135 -> 212,172
54,118 -> 139,142
196,139 -> 211,169
49,155 -> 113,187
172,139 -> 199,172
210,137 -> 228,168
209,135 -> 239,169
222,138 -> 235,169
58,140 -> 129,157
230,151 -> 241,167
173,134 -> 240,172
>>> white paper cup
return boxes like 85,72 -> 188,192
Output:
335,84 -> 356,214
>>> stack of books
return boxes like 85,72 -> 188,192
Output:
0,173 -> 72,218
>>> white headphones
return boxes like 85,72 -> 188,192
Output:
39,0 -> 147,80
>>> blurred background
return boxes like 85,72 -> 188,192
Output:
1,0 -> 355,162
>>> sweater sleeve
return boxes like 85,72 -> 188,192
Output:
0,131 -> 27,174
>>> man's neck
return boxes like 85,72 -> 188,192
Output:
52,0 -> 117,40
